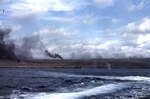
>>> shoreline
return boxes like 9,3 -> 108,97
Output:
0,58 -> 150,68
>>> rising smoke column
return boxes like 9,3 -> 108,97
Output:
15,35 -> 64,60
0,27 -> 17,60
0,27 -> 63,60
15,35 -> 44,60
0,27 -> 38,60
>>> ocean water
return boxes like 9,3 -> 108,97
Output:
0,68 -> 150,99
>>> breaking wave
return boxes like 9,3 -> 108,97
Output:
98,76 -> 150,82
4,70 -> 150,99
39,71 -> 150,82
13,83 -> 130,99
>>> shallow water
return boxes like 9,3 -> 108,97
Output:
0,68 -> 150,99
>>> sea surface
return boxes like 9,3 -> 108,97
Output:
0,68 -> 150,99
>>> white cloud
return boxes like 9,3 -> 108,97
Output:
97,41 -> 112,49
33,27 -> 102,58
0,0 -> 9,4
137,34 -> 150,45
43,14 -> 99,25
121,17 -> 150,33
128,2 -> 144,11
121,32 -> 138,47
120,45 -> 146,58
33,27 -> 81,58
34,26 -> 71,36
2,0 -> 150,59
82,14 -> 98,25
11,11 -> 42,24
25,25 -> 150,58
8,0 -> 86,25
119,17 -> 150,58
12,25 -> 22,32
0,24 -> 21,32
43,17 -> 75,23
94,0 -> 114,8
10,0 -> 75,12
111,18 -> 120,23
0,21 -> 2,25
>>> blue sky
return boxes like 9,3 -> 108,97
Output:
1,0 -> 150,58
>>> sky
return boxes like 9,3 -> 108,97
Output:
0,0 -> 150,59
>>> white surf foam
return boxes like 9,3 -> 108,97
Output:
39,71 -> 150,82
0,96 -> 4,99
98,76 -> 150,82
26,71 -> 150,99
20,83 -> 130,99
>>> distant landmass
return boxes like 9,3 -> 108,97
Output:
0,58 -> 150,68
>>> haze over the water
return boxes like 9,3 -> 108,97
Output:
0,0 -> 150,59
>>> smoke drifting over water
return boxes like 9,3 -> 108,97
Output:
0,27 -> 63,60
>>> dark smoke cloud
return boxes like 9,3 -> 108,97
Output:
45,50 -> 63,59
0,27 -> 17,59
0,27 -> 63,60
15,35 -> 44,59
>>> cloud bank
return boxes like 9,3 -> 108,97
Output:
1,0 -> 150,59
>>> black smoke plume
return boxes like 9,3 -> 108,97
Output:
0,27 -> 63,60
0,27 -> 17,60
45,50 -> 63,60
